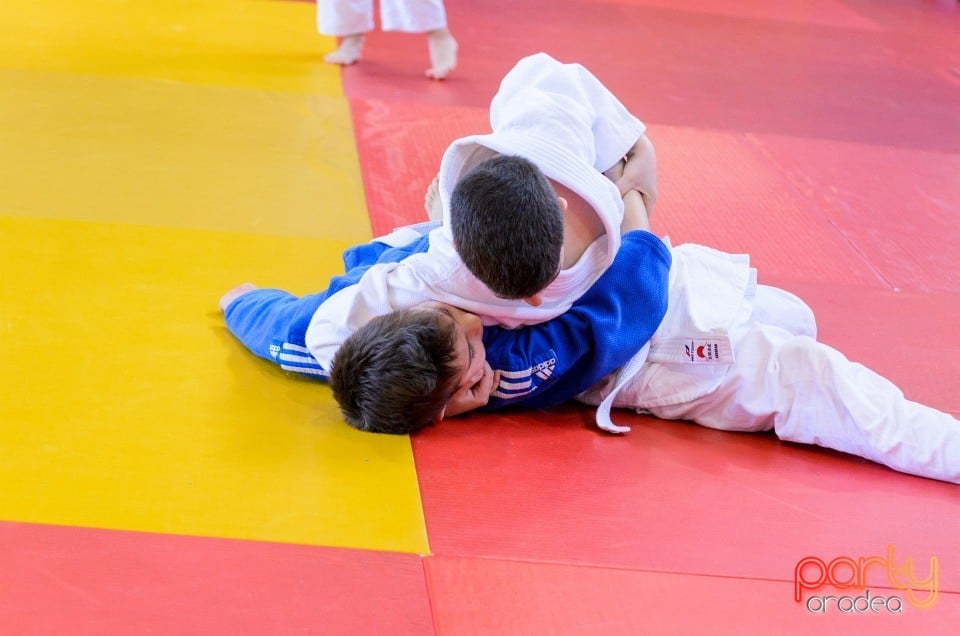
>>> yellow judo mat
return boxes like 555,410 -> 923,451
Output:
0,0 -> 427,554
4,1 -> 959,633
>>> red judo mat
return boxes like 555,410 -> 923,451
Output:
4,1 -> 957,634
0,521 -> 432,635
342,0 -> 960,631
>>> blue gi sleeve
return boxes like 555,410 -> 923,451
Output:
223,232 -> 433,378
480,230 -> 671,410
341,234 -> 432,271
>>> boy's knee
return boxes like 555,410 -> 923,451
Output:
753,285 -> 817,339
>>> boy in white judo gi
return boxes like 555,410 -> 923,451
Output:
303,53 -> 658,374
328,182 -> 960,485
223,52 -> 662,432
222,185 -> 668,433
319,0 -> 458,79
221,51 -> 959,483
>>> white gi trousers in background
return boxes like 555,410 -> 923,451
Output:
579,244 -> 960,484
318,0 -> 447,36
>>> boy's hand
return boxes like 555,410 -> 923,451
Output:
603,158 -> 625,184
604,154 -> 650,234
444,364 -> 501,417
618,134 -> 657,216
424,174 -> 443,222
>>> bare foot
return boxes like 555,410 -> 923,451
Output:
219,283 -> 257,312
324,34 -> 364,65
425,29 -> 457,80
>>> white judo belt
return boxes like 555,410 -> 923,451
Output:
594,333 -> 734,434
594,240 -> 751,434
649,336 -> 734,365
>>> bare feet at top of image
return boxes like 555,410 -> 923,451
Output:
324,34 -> 365,65
219,283 -> 257,312
324,29 -> 456,79
426,29 -> 458,80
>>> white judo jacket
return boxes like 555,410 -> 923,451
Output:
305,53 -> 647,369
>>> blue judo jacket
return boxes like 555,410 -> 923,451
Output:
223,230 -> 671,411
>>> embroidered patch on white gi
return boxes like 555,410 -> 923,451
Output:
648,337 -> 734,364
685,340 -> 720,362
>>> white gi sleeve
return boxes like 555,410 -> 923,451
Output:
490,53 -> 646,172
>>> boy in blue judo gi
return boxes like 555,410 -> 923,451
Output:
220,183 -> 666,432
220,179 -> 960,484
221,52 -> 959,484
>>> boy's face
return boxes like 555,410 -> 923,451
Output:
419,302 -> 498,418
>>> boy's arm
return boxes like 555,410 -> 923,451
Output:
617,135 -> 657,218
605,160 -> 651,233
340,223 -> 435,271
221,228 -> 438,380
620,188 -> 650,233
479,229 -> 671,411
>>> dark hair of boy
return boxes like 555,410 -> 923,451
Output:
329,309 -> 460,435
450,155 -> 564,299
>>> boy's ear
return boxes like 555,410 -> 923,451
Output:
522,293 -> 544,307
433,407 -> 446,426
557,196 -> 568,212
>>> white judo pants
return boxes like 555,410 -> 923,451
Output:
638,286 -> 960,484
318,0 -> 447,36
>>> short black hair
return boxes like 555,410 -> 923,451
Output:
329,309 -> 459,435
450,155 -> 563,298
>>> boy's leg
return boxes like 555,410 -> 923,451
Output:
318,0 -> 374,64
219,282 -> 257,312
324,34 -> 366,65
379,0 -> 447,32
222,288 -> 327,375
770,332 -> 959,484
378,1 -> 456,79
648,323 -> 960,484
318,0 -> 375,34
425,28 -> 457,80
749,285 -> 817,339
222,287 -> 299,361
